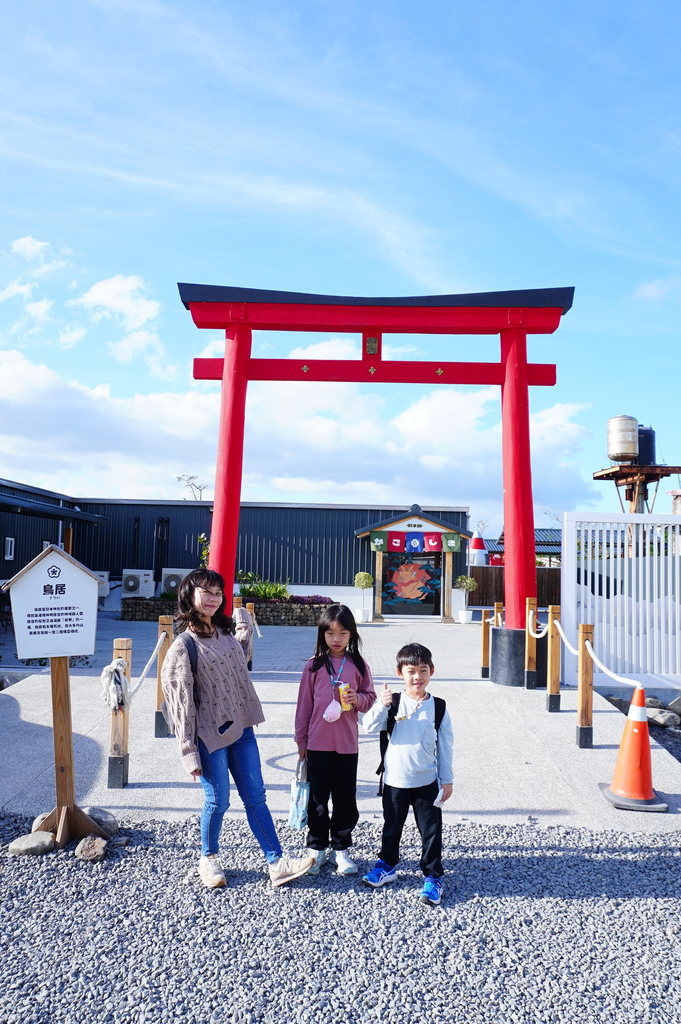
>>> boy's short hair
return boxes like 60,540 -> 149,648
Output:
396,642 -> 434,672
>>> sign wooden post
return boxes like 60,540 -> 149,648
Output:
2,546 -> 109,849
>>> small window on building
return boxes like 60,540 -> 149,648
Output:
42,539 -> 51,551
4,537 -> 15,560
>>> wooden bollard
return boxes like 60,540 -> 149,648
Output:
546,605 -> 561,713
155,615 -> 174,738
525,597 -> 537,690
576,623 -> 594,748
108,637 -> 132,788
494,602 -> 503,628
481,609 -> 491,678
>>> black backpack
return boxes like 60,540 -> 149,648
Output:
376,692 -> 446,795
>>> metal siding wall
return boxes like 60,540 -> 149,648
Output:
0,511 -> 60,574
236,506 -> 468,585
75,503 -> 212,576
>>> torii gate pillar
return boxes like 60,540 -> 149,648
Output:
180,284 -> 574,640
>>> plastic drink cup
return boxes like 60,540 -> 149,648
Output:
338,682 -> 353,711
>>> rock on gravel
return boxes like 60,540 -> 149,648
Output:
2,811 -> 681,1024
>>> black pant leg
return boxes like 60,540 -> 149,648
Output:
305,750 -> 333,850
378,784 -> 412,868
412,781 -> 443,877
329,752 -> 359,850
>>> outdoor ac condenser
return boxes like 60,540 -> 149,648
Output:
121,569 -> 155,598
92,571 -> 110,598
162,568 -> 191,596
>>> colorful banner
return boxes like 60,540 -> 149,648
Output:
442,532 -> 461,552
423,533 -> 442,552
387,532 -> 405,552
370,531 -> 388,552
405,532 -> 424,553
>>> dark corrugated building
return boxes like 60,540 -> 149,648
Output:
1,479 -> 469,588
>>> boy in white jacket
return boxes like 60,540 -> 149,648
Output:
361,642 -> 453,906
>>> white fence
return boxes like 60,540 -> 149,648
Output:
561,512 -> 681,687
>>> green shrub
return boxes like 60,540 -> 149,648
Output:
239,580 -> 290,601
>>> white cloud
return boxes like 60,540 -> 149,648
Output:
25,298 -> 53,322
57,326 -> 87,349
69,274 -> 160,330
11,236 -> 50,262
9,236 -> 68,277
633,275 -> 681,301
0,346 -> 597,528
0,281 -> 33,303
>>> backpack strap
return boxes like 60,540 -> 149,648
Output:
177,632 -> 200,709
375,694 -> 447,795
376,693 -> 402,795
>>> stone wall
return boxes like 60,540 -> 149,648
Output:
120,598 -> 177,621
119,598 -> 326,625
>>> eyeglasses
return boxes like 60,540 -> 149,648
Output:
197,588 -> 223,599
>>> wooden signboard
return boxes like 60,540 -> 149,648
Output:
2,547 -> 108,848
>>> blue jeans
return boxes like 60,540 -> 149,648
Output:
198,728 -> 283,863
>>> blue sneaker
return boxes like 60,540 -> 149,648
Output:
362,859 -> 397,888
419,876 -> 443,906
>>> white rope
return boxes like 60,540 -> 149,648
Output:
484,613 -> 495,624
100,659 -> 132,711
554,619 -> 580,656
130,630 -> 168,696
584,640 -> 641,687
252,610 -> 263,639
100,630 -> 169,709
527,607 -> 549,639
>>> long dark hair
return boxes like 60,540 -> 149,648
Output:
175,568 -> 234,638
310,604 -> 366,676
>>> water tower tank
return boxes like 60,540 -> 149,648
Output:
607,415 -> 638,462
637,426 -> 656,466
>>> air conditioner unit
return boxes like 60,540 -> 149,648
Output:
121,569 -> 155,598
93,571 -> 110,598
162,568 -> 191,596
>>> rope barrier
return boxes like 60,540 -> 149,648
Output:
130,629 -> 168,696
527,607 -> 549,639
554,619 -> 580,657
100,630 -> 168,709
584,640 -> 641,688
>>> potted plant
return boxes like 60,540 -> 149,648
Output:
454,574 -> 477,624
353,572 -> 374,623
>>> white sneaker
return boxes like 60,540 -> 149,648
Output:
197,854 -> 226,889
306,849 -> 328,875
329,849 -> 358,875
269,854 -> 316,887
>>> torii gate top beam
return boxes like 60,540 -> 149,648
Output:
179,283 -> 574,334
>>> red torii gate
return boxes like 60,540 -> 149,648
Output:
179,284 -> 574,631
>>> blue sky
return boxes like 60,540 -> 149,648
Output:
1,0 -> 680,535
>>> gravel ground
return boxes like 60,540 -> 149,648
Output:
2,812 -> 681,1024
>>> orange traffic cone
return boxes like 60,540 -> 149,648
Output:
600,685 -> 668,812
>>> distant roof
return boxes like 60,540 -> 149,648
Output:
179,283 -> 575,314
490,527 -> 561,555
356,503 -> 472,538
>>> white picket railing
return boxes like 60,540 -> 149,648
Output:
561,511 -> 681,686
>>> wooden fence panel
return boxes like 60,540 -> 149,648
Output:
470,567 -> 560,607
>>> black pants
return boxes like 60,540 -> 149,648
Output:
306,750 -> 359,851
379,780 -> 443,877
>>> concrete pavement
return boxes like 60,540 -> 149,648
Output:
2,614 -> 681,833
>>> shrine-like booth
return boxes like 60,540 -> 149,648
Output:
179,283 -> 573,667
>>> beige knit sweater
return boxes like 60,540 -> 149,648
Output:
161,629 -> 265,776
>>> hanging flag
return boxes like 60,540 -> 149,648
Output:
387,532 -> 405,552
405,532 -> 424,553
442,532 -> 461,552
370,531 -> 388,552
423,533 -> 442,552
